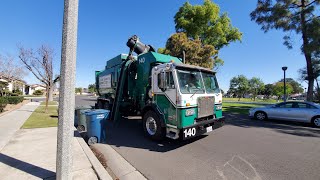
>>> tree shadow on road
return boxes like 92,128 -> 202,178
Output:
104,118 -> 207,153
225,113 -> 320,138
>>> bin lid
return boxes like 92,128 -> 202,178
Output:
84,109 -> 110,116
80,109 -> 92,114
75,105 -> 92,110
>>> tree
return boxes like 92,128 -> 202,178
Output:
75,87 -> 82,95
0,54 -> 27,80
279,78 -> 304,94
0,81 -> 9,96
18,45 -> 56,113
162,0 -> 242,70
273,82 -> 294,100
88,84 -> 96,94
249,77 -> 265,101
250,0 -> 320,101
298,58 -> 320,90
160,33 -> 217,68
262,84 -> 275,99
220,89 -> 225,95
229,75 -> 250,101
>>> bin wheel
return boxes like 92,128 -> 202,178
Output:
87,136 -> 98,145
142,111 -> 165,141
77,125 -> 85,132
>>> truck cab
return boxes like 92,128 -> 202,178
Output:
143,62 -> 224,140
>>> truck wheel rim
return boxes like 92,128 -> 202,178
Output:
314,118 -> 320,127
88,137 -> 98,145
146,117 -> 157,135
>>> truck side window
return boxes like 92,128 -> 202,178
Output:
157,72 -> 175,89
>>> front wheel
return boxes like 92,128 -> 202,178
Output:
254,111 -> 267,121
311,116 -> 320,127
142,111 -> 165,141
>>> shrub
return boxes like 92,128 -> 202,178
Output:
12,89 -> 23,95
3,96 -> 24,104
33,90 -> 44,96
0,97 -> 8,112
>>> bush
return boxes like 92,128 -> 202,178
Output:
12,89 -> 23,95
33,90 -> 44,96
0,97 -> 8,112
2,96 -> 24,104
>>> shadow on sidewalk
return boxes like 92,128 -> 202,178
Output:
0,153 -> 55,179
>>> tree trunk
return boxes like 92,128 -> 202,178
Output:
48,85 -> 53,101
45,86 -> 49,113
306,53 -> 314,101
301,0 -> 314,101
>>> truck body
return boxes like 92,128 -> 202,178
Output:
95,36 -> 224,140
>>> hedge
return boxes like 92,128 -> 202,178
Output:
0,96 -> 24,105
0,98 -> 8,112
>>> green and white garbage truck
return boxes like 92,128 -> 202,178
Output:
95,35 -> 225,140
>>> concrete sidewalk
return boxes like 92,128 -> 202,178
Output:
0,102 -> 112,179
0,102 -> 39,151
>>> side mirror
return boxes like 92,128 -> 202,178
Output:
159,71 -> 167,91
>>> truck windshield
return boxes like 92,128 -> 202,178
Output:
176,69 -> 205,94
201,72 -> 220,94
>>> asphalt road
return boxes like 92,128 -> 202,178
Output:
77,95 -> 320,180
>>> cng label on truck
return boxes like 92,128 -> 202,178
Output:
184,128 -> 196,138
138,57 -> 145,64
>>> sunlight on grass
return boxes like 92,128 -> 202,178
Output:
223,98 -> 279,103
40,101 -> 58,105
22,106 -> 58,129
223,103 -> 263,115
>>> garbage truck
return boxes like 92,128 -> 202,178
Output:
95,35 -> 225,140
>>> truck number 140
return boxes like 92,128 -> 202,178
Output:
184,128 -> 196,138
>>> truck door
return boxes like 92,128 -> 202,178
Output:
152,69 -> 178,127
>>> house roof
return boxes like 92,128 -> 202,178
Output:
0,73 -> 26,84
31,84 -> 46,88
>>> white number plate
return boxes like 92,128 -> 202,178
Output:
183,127 -> 196,138
206,126 -> 213,133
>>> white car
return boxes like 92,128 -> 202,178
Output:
249,101 -> 320,127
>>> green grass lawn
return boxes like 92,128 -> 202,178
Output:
22,105 -> 58,129
223,97 -> 279,103
223,102 -> 263,115
40,101 -> 58,105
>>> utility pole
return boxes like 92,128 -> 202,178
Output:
56,0 -> 79,179
282,66 -> 287,102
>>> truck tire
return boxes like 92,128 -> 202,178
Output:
97,100 -> 103,109
142,111 -> 165,141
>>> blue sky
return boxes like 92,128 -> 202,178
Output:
0,0 -> 307,91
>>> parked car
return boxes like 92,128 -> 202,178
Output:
249,101 -> 320,127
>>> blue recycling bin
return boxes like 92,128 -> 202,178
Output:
85,109 -> 110,145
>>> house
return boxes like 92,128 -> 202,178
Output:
0,74 -> 28,95
28,84 -> 46,95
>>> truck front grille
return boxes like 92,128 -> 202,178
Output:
197,96 -> 215,118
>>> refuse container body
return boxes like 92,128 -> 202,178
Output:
74,106 -> 92,130
85,109 -> 110,145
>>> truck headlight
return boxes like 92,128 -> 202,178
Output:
185,109 -> 195,116
215,105 -> 222,110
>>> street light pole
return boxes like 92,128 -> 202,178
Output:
282,66 -> 288,102
56,0 -> 79,179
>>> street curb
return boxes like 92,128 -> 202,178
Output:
75,130 -> 113,180
92,144 -> 147,180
